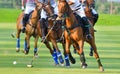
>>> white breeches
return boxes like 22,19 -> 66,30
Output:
41,3 -> 58,19
75,6 -> 86,18
24,5 -> 35,14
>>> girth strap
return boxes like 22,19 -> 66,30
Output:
66,23 -> 81,30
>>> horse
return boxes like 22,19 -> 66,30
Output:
37,3 -> 73,66
83,0 -> 96,56
16,2 -> 42,56
57,0 -> 104,71
57,0 -> 87,68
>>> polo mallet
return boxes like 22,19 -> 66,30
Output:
27,20 -> 56,68
11,32 -> 16,38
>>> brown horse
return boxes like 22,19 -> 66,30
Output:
57,0 -> 86,67
84,0 -> 96,56
57,0 -> 104,71
37,3 -> 74,66
16,2 -> 42,56
37,4 -> 64,66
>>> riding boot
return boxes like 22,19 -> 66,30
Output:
40,18 -> 47,42
22,14 -> 29,33
82,17 -> 92,40
93,14 -> 99,24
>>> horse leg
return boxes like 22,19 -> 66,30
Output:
24,37 -> 27,53
80,52 -> 88,68
73,42 -> 87,68
44,41 -> 59,65
16,29 -> 21,52
51,39 -> 64,65
53,46 -> 57,60
89,46 -> 93,56
77,40 -> 88,68
65,43 -> 76,64
34,35 -> 39,57
24,35 -> 30,54
65,39 -> 74,67
88,39 -> 104,71
61,43 -> 71,67
73,45 -> 77,54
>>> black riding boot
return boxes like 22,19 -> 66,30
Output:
40,18 -> 47,42
22,14 -> 29,33
82,17 -> 92,40
93,14 -> 99,24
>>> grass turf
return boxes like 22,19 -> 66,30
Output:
0,8 -> 120,74
1,8 -> 120,25
0,23 -> 120,74
0,8 -> 21,23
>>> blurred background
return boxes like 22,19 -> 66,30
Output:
0,0 -> 120,14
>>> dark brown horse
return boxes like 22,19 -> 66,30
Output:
84,0 -> 96,56
16,2 -> 42,56
37,3 -> 65,66
57,0 -> 104,71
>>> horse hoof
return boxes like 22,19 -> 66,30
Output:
55,63 -> 59,67
34,53 -> 38,58
100,66 -> 104,72
89,52 -> 93,56
22,50 -> 29,55
16,48 -> 20,52
81,63 -> 87,69
70,58 -> 76,64
82,65 -> 87,69
60,63 -> 65,67
66,65 -> 70,68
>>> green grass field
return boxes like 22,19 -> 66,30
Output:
1,8 -> 120,25
0,24 -> 120,74
0,8 -> 120,74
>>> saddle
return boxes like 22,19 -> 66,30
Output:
73,13 -> 84,28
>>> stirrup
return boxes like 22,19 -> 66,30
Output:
86,34 -> 92,40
